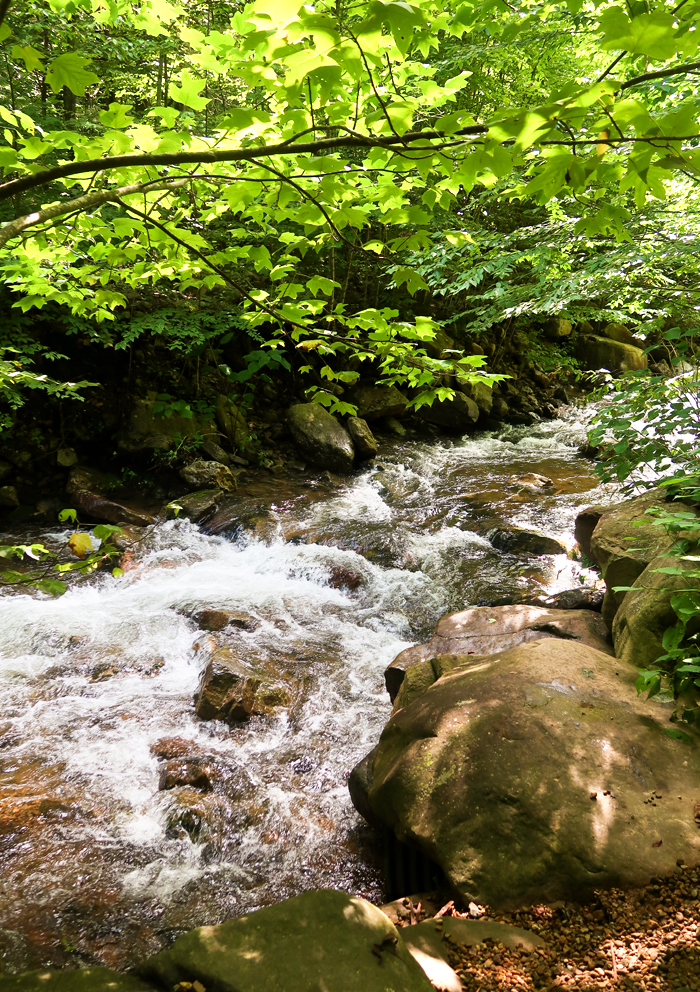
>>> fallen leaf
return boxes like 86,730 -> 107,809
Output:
68,531 -> 93,559
652,839 -> 663,848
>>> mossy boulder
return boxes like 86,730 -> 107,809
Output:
137,889 -> 434,992
418,392 -> 479,431
287,403 -> 355,473
348,384 -> 408,421
574,335 -> 647,373
1,967 -> 154,991
351,638 -> 700,909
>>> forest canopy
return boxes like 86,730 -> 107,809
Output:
1,0 -> 700,414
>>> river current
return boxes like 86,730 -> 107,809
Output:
0,408 -> 619,974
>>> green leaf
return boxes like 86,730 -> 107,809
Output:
34,578 -> 67,597
169,70 -> 211,111
58,508 -> 78,524
46,53 -> 100,96
666,727 -> 692,744
599,7 -> 677,59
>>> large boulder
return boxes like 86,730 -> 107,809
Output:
119,394 -> 216,453
612,552 -> 700,670
345,416 -> 377,459
348,384 -> 408,421
585,490 -> 700,629
574,334 -> 647,373
287,404 -> 355,473
601,322 -> 636,346
384,604 -> 612,702
137,889 -> 434,992
71,489 -> 154,527
543,317 -> 572,341
351,638 -> 700,909
418,392 -> 479,431
1,967 -> 154,991
458,380 -> 493,416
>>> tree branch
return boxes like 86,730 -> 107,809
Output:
0,178 -> 187,248
620,60 -> 700,90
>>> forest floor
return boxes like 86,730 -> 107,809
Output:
400,866 -> 700,992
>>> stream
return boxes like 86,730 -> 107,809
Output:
0,408 -> 619,975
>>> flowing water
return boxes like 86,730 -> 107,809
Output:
0,409 -> 619,974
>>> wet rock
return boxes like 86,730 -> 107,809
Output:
525,586 -> 604,612
351,637 -> 700,910
194,652 -> 261,723
349,383 -> 408,421
159,758 -> 213,792
216,394 -> 249,451
0,458 -> 12,481
1,966 -> 155,991
514,472 -> 554,492
72,490 -> 154,527
150,737 -> 209,761
194,608 -> 260,632
119,394 -> 214,453
194,646 -> 294,723
327,565 -> 364,591
168,489 -> 221,522
287,403 -> 355,473
0,485 -> 19,508
201,437 -> 230,465
574,334 -> 648,373
553,384 -> 569,404
587,490 -> 700,628
418,392 -> 479,432
179,459 -> 236,492
613,552 -> 700,671
66,465 -> 120,495
137,889 -> 434,992
488,526 -> 566,556
543,317 -> 572,341
384,603 -> 612,702
56,447 -> 79,468
574,504 -> 608,561
346,416 -> 377,459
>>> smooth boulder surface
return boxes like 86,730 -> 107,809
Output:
352,638 -> 700,909
287,403 -> 355,473
543,317 -> 572,341
488,526 -> 566,556
459,380 -> 493,416
349,383 -> 408,421
346,416 -> 378,459
119,395 -> 215,453
612,552 -> 700,670
216,394 -> 250,451
137,889 -> 434,992
602,322 -> 636,346
167,489 -> 221,522
384,604 -> 612,701
574,504 -> 608,561
574,334 -> 648,373
1,967 -> 155,991
418,391 -> 479,431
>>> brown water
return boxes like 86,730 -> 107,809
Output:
0,409 -> 619,975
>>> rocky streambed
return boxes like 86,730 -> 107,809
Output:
0,407 -> 625,977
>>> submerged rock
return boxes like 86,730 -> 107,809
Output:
159,758 -> 213,792
346,416 -> 378,459
488,526 -> 566,556
137,889 -> 434,992
384,603 -> 612,702
288,403 -> 355,473
194,608 -> 260,632
514,472 -> 554,492
351,638 -> 700,909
